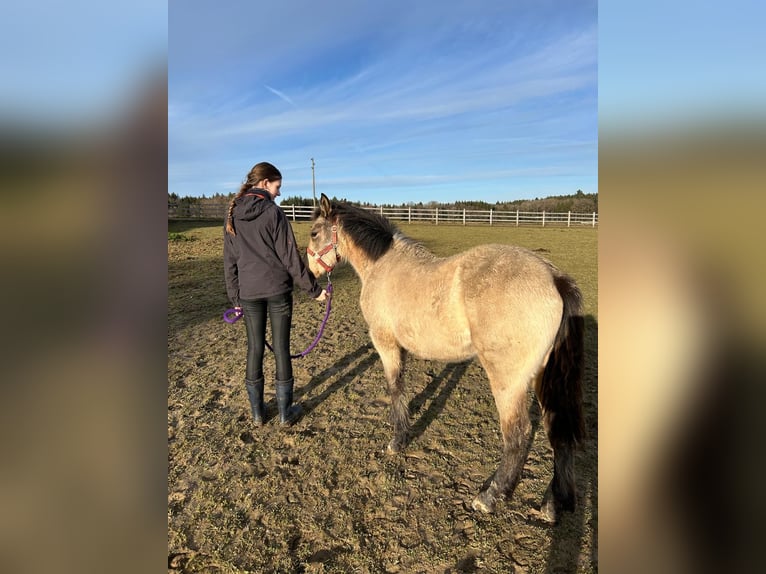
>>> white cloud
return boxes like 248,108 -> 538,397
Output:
264,85 -> 296,107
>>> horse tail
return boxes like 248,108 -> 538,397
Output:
538,273 -> 585,446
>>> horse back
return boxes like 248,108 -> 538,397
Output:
458,244 -> 564,358
361,243 -> 564,363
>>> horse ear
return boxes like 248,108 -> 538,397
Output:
319,193 -> 332,218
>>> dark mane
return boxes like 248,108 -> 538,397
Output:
331,201 -> 397,261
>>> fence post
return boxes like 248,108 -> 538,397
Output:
292,204 -> 296,222
380,205 -> 384,217
542,211 -> 546,227
408,206 -> 411,224
489,209 -> 493,226
567,210 -> 571,228
516,210 -> 519,227
435,208 -> 439,225
462,209 -> 466,225
592,212 -> 596,227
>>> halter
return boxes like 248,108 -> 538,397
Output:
306,224 -> 339,273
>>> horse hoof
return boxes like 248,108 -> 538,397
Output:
538,499 -> 558,524
471,492 -> 496,514
386,440 -> 402,455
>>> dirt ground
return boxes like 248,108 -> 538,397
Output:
168,221 -> 597,573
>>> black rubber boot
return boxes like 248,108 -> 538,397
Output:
245,377 -> 265,426
275,378 -> 302,426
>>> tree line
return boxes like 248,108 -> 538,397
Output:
169,190 -> 597,214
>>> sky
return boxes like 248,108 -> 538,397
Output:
1,2 -> 762,205
168,1 -> 598,204
599,1 -> 766,133
0,0 -> 166,125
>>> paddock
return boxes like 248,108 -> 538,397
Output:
168,221 -> 597,573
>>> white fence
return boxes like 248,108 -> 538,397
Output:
168,203 -> 598,227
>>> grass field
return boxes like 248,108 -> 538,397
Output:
168,220 -> 597,573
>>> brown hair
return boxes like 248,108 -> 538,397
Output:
225,162 -> 282,235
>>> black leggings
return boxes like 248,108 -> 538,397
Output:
240,292 -> 293,382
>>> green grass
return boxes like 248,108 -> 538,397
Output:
167,220 -> 597,317
168,231 -> 197,242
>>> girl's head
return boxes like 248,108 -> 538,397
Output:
244,162 -> 282,198
225,162 -> 283,235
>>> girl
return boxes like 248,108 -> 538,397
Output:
224,162 -> 327,426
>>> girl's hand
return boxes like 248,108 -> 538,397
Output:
315,289 -> 328,303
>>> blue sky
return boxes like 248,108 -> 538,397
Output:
0,0 -> 166,124
1,2 -> 762,206
169,1 -> 598,204
599,1 -> 766,132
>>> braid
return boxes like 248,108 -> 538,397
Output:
225,183 -> 249,236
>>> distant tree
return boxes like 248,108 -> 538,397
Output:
175,195 -> 201,217
279,195 -> 315,207
169,190 -> 597,216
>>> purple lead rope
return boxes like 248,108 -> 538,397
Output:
222,280 -> 333,359
223,308 -> 244,323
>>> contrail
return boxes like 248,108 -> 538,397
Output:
264,85 -> 296,106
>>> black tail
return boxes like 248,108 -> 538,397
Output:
538,274 -> 585,445
536,273 -> 585,518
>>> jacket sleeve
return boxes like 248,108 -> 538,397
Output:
223,228 -> 240,306
271,208 -> 322,298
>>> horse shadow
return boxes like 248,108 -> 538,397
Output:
293,343 -> 378,418
404,361 -> 470,449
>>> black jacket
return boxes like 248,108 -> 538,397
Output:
223,190 -> 322,306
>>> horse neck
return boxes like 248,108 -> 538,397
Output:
339,233 -> 432,284
337,234 -> 377,282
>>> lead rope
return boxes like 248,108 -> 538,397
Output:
222,275 -> 333,359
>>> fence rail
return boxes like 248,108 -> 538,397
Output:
168,203 -> 598,227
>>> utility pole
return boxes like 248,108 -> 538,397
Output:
311,158 -> 316,207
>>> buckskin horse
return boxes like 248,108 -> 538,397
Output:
307,194 -> 584,520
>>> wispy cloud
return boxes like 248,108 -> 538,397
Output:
264,85 -> 296,107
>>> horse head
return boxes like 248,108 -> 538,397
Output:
307,193 -> 340,276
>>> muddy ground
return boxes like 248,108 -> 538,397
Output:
168,221 -> 598,573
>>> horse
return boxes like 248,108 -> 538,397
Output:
307,194 -> 584,520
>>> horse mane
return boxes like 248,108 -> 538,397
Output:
392,232 -> 435,260
330,201 -> 398,261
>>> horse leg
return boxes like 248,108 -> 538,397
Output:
369,329 -> 409,453
534,371 -> 578,523
472,357 -> 533,513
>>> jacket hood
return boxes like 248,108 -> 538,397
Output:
233,189 -> 273,222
